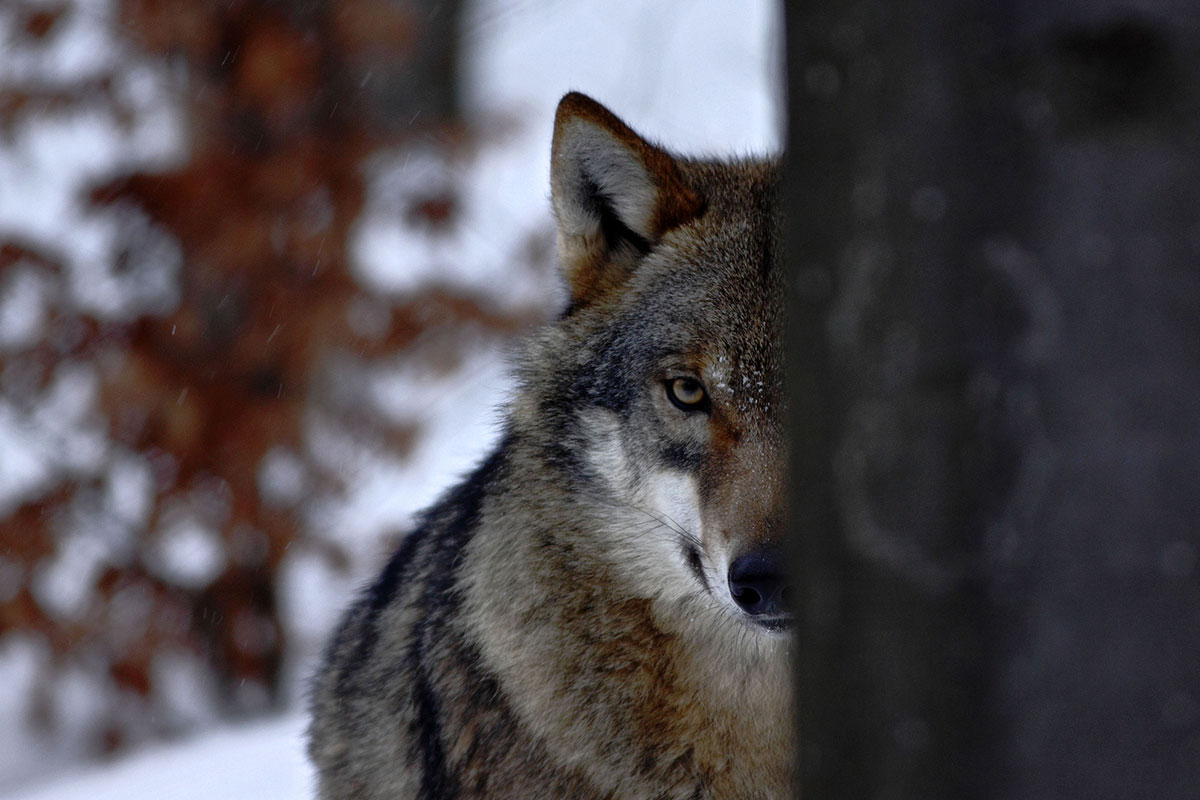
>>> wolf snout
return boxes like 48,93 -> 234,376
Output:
727,549 -> 792,628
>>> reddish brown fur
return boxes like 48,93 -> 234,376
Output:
309,93 -> 790,799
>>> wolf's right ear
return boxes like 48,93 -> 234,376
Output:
550,93 -> 704,310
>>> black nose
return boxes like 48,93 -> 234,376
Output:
727,550 -> 790,620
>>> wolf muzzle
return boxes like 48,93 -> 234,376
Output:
727,548 -> 791,628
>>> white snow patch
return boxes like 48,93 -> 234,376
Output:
3,714 -> 314,800
106,581 -> 153,646
0,636 -> 57,795
0,0 -> 118,88
0,110 -> 184,313
147,517 -> 227,591
462,0 -> 783,185
0,362 -> 107,514
257,447 -> 309,509
151,650 -> 220,731
104,452 -> 154,529
276,548 -> 359,702
31,531 -> 110,620
350,143 -> 556,311
48,663 -> 110,757
278,548 -> 354,646
0,0 -> 186,325
0,266 -> 51,350
308,341 -> 511,551
0,402 -> 59,514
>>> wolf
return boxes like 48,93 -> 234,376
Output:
308,92 -> 791,799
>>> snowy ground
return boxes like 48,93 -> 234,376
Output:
5,715 -> 313,800
0,0 -> 780,795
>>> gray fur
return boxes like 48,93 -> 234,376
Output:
308,93 -> 791,799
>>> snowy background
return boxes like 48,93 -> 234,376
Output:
0,0 -> 781,796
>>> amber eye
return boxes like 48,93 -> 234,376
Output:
666,377 -> 709,412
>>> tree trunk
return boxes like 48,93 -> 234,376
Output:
784,2 -> 1200,797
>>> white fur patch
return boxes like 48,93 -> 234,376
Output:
577,414 -> 783,645
643,470 -> 702,544
579,410 -> 706,598
580,408 -> 636,498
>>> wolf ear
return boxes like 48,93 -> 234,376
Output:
550,92 -> 704,309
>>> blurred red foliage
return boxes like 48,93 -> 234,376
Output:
0,0 -> 547,764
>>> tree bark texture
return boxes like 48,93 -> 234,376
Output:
784,2 -> 1200,798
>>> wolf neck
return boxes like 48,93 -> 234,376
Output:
455,431 -> 791,797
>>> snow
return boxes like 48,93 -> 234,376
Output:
463,0 -> 782,152
0,0 -> 184,330
0,362 -> 107,517
150,651 -> 220,731
257,447 -> 310,509
30,531 -> 111,620
0,267 -> 50,350
352,0 -> 782,312
0,0 -> 117,88
104,454 -> 154,528
0,0 -> 780,794
349,123 -> 559,311
303,337 -> 513,560
146,516 -> 228,591
0,637 -> 53,791
0,0 -> 185,516
3,715 -> 314,800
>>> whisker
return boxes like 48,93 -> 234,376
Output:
583,492 -> 777,646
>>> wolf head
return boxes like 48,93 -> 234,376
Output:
515,93 -> 788,640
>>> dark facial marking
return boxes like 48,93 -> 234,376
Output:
581,178 -> 652,256
684,543 -> 708,592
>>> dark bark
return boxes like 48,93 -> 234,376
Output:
784,2 -> 1200,798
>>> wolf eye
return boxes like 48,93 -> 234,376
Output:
666,377 -> 709,412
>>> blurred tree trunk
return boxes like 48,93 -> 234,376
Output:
785,2 -> 1200,797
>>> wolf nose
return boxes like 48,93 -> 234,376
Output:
727,550 -> 790,619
